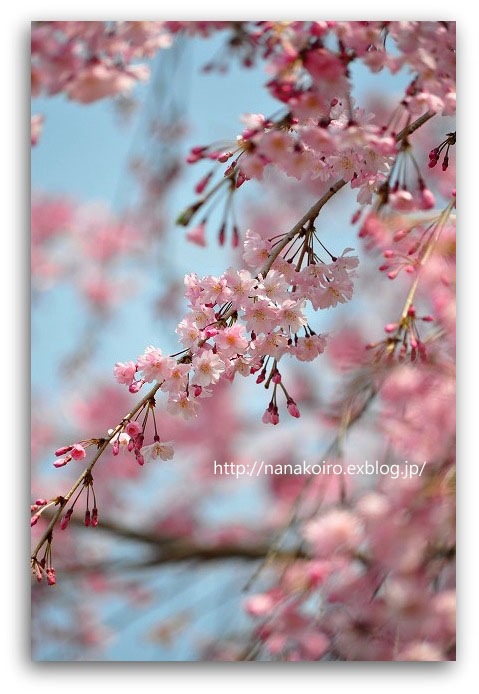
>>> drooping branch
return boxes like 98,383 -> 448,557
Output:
257,110 -> 435,278
31,382 -> 161,561
31,110 -> 436,570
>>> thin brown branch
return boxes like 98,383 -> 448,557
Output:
31,382 -> 161,561
395,110 -> 435,140
258,110 -> 435,279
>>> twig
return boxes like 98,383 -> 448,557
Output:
31,382 -> 161,561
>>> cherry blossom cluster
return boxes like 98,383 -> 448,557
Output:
179,109 -> 439,252
113,227 -> 358,440
31,21 -> 172,104
244,467 -> 455,661
164,22 -> 455,116
358,194 -> 455,363
171,21 -> 455,246
205,104 -> 393,187
31,22 -> 455,156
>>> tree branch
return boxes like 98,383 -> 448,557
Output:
257,110 -> 435,278
31,382 -> 161,561
31,111 -> 435,569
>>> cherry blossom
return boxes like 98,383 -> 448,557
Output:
192,351 -> 226,387
140,440 -> 175,463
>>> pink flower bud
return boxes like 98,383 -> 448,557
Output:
262,407 -> 272,424
53,456 -> 71,468
270,407 -> 280,425
186,223 -> 207,247
194,171 -> 213,194
390,189 -> 415,211
84,510 -> 91,527
256,369 -> 266,384
232,226 -> 240,248
35,499 -> 47,506
351,209 -> 361,224
204,327 -> 218,338
287,401 -> 300,418
55,445 -> 73,456
91,508 -> 99,527
125,421 -> 142,438
420,188 -> 435,210
60,509 -> 73,530
224,161 -> 236,177
71,443 -> 86,461
385,323 -> 398,333
235,172 -> 247,188
218,223 -> 226,246
129,379 -> 144,394
272,371 -> 281,384
46,568 -> 56,586
218,150 -> 233,163
191,145 -> 207,156
31,514 -> 40,527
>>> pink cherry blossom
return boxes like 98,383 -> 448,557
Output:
192,351 -> 226,387
277,299 -> 307,333
166,393 -> 199,420
113,361 -> 136,386
215,325 -> 249,358
140,440 -> 175,462
242,229 -> 272,269
304,510 -> 363,557
136,346 -> 175,383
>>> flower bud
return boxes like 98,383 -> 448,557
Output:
71,443 -> 86,461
